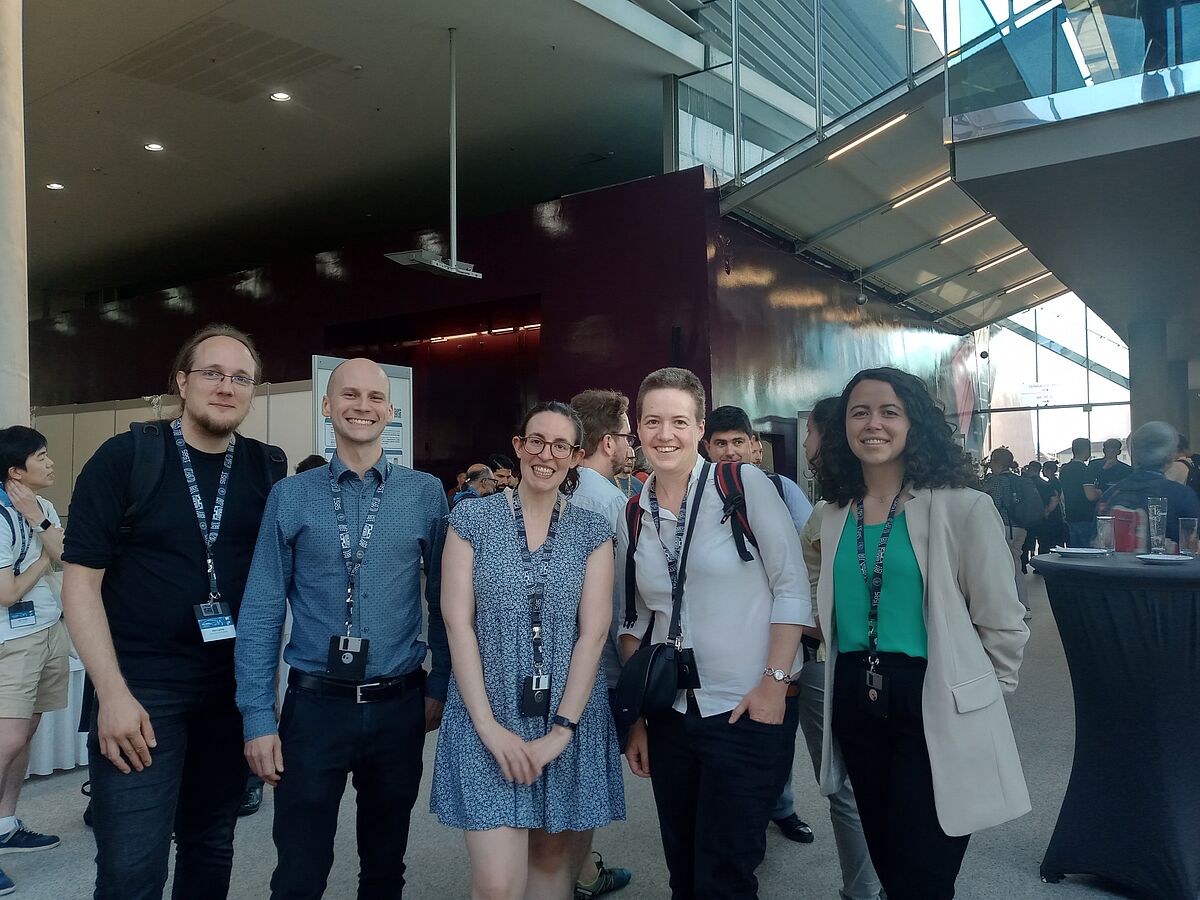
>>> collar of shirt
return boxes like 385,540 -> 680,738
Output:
639,454 -> 706,517
330,450 -> 388,484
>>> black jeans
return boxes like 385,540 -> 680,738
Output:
832,652 -> 970,900
269,676 -> 426,900
88,682 -> 247,900
647,694 -> 794,900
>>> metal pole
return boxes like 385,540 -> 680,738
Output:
814,0 -> 824,140
449,28 -> 458,268
731,0 -> 743,185
905,0 -> 914,87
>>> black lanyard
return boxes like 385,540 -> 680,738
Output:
648,472 -> 693,594
512,490 -> 561,676
172,419 -> 235,601
855,490 -> 904,671
329,463 -> 388,636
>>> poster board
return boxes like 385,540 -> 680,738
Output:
311,355 -> 414,468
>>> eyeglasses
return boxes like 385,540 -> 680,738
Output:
518,435 -> 579,459
187,369 -> 257,389
609,432 -> 639,448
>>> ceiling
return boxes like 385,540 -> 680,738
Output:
23,0 -> 702,297
718,76 -> 1071,334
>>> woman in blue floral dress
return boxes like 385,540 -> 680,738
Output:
432,401 -> 625,899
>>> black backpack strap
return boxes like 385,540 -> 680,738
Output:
0,506 -> 17,552
121,421 -> 168,535
248,439 -> 288,490
766,472 -> 785,501
622,495 -> 644,628
713,461 -> 756,561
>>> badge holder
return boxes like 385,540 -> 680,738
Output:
860,662 -> 888,718
327,634 -> 369,682
193,595 -> 236,643
7,599 -> 35,629
521,623 -> 551,717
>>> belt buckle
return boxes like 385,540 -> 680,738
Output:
355,681 -> 383,703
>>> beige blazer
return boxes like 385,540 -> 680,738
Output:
817,487 -> 1032,837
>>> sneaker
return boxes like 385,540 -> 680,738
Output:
772,813 -> 815,844
575,851 -> 632,898
0,868 -> 13,895
238,784 -> 263,817
1023,606 -> 1033,621
0,821 -> 60,854
82,780 -> 93,828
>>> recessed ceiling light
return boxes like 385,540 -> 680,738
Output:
45,182 -> 65,190
144,142 -> 165,152
269,91 -> 291,102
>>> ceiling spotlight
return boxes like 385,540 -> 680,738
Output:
45,182 -> 65,190
269,91 -> 291,102
144,142 -> 165,152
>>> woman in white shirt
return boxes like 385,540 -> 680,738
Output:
617,367 -> 811,900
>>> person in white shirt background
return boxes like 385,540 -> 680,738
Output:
0,426 -> 69,896
618,367 -> 811,900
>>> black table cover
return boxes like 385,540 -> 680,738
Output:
1031,552 -> 1200,899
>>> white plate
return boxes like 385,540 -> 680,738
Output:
1135,553 -> 1192,565
1052,547 -> 1112,558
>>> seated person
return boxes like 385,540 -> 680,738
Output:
1098,421 -> 1200,550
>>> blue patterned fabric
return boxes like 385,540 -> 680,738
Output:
431,492 -> 626,832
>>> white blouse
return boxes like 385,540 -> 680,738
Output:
616,455 -> 812,716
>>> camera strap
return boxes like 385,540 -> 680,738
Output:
330,463 -> 389,636
647,462 -> 710,647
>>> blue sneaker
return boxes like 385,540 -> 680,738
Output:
0,820 -> 60,854
0,867 -> 13,895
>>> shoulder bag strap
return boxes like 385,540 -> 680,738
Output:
666,461 -> 711,644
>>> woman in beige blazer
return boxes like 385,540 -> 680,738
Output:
815,367 -> 1030,900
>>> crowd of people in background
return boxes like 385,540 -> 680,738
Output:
4,321 -> 1200,899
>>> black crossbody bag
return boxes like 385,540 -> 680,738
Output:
613,463 -> 709,744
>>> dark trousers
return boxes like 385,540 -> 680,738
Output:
89,682 -> 247,900
832,653 -> 970,900
647,695 -> 794,900
270,677 -> 426,900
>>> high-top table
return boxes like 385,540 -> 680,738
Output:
1031,552 -> 1200,899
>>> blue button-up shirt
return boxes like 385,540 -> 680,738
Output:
235,452 -> 450,741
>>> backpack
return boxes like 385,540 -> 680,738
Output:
623,461 -> 785,620
991,472 -> 1044,531
119,420 -> 287,536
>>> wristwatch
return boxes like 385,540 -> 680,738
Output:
34,518 -> 52,533
763,667 -> 789,683
550,714 -> 578,735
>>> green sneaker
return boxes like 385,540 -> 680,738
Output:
575,851 -> 631,899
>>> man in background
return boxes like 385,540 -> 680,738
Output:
1089,438 -> 1133,495
450,464 -> 496,509
1060,438 -> 1101,547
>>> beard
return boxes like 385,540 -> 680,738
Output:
187,402 -> 246,439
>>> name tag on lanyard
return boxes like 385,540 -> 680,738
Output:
193,600 -> 236,643
513,491 -> 559,718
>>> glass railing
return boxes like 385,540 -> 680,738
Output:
947,0 -> 1200,118
678,0 -> 946,186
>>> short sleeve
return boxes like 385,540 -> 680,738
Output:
576,506 -> 615,557
62,433 -> 135,569
447,497 -> 484,548
0,509 -> 17,568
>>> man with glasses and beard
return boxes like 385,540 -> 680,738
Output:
62,324 -> 286,900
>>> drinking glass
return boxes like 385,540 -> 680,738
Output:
1147,497 -> 1168,554
1179,517 -> 1199,555
1095,516 -> 1115,552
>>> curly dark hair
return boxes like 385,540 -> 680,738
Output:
515,401 -> 585,496
819,367 -> 976,506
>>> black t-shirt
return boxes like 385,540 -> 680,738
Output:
1089,458 -> 1133,494
1059,460 -> 1096,523
63,430 -> 280,688
1045,475 -> 1065,520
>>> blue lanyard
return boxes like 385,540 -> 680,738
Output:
512,490 -> 560,675
329,463 -> 388,635
10,511 -> 30,578
648,474 -> 692,593
171,419 -> 236,601
855,490 -> 903,671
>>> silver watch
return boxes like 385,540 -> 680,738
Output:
763,667 -> 789,683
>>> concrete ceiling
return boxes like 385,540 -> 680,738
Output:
24,0 -> 701,296
952,90 -> 1200,346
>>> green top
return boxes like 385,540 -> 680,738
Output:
833,509 -> 927,659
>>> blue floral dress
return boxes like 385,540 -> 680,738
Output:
431,492 -> 626,832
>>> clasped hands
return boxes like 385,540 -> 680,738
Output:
480,720 -> 572,785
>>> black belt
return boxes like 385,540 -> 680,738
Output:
288,668 -> 425,704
